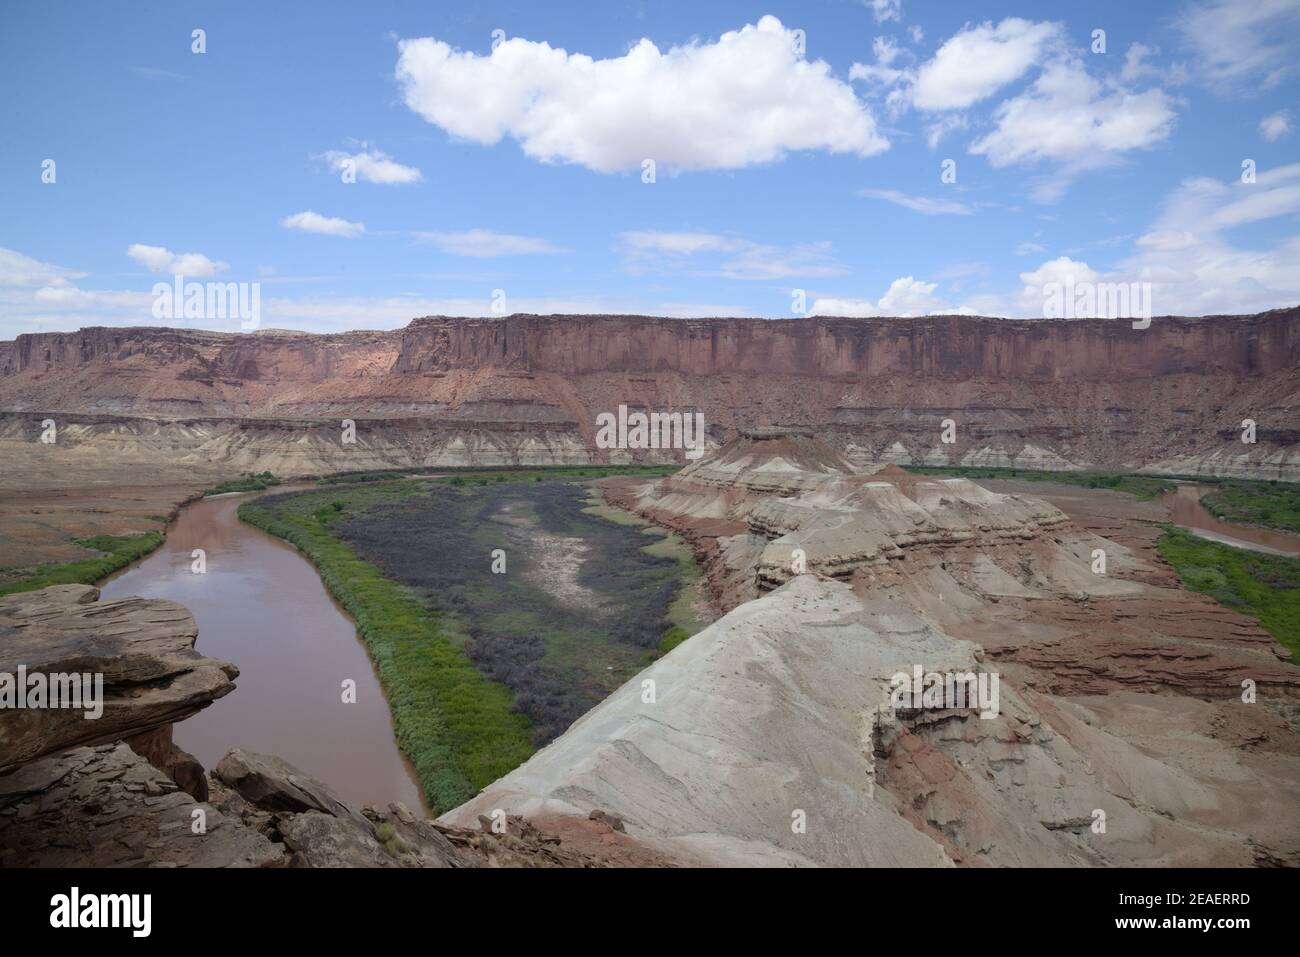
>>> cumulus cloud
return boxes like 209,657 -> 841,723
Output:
319,147 -> 422,184
1260,110 -> 1292,141
969,57 -> 1177,199
858,187 -> 972,215
850,17 -> 1181,194
1017,255 -> 1100,290
412,229 -> 562,257
280,211 -> 366,238
126,244 -> 227,277
810,276 -> 947,317
617,230 -> 844,280
1177,0 -> 1300,91
911,18 -> 1061,111
394,15 -> 887,174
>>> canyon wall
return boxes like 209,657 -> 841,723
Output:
2,309 -> 1297,484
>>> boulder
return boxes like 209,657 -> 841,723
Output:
213,748 -> 369,832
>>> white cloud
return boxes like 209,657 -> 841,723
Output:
1260,110 -> 1292,141
0,248 -> 85,287
1015,242 -> 1047,255
1177,0 -> 1300,91
869,0 -> 903,23
1120,43 -> 1156,84
911,18 -> 1061,111
848,43 -> 912,93
985,164 -> 1300,318
879,276 -> 944,313
925,113 -> 968,148
858,187 -> 972,215
617,230 -> 844,280
280,211 -> 366,238
126,244 -> 227,277
969,57 -> 1177,199
808,297 -> 881,318
1018,255 -> 1100,291
1118,162 -> 1300,315
850,17 -> 1179,196
810,276 -> 946,317
619,231 -> 739,256
320,147 -> 422,184
412,229 -> 562,257
394,15 -> 887,174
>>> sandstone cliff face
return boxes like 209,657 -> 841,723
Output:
395,311 -> 1300,377
1,310 -> 1297,482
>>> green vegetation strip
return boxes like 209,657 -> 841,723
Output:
1157,526 -> 1300,658
239,482 -> 532,812
0,532 -> 164,597
904,465 -> 1176,500
204,471 -> 281,496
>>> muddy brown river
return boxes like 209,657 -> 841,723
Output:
101,490 -> 427,813
1160,484 -> 1300,557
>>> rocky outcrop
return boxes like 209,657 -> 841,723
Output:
1,309 -> 1297,483
214,748 -> 369,830
0,742 -> 283,867
0,584 -> 236,773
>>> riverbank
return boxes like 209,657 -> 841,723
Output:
238,465 -> 706,813
98,489 -> 428,813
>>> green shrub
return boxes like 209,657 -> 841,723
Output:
204,471 -> 281,496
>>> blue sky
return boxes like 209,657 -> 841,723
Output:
1,0 -> 1298,335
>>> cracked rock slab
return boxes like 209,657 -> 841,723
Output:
0,742 -> 281,867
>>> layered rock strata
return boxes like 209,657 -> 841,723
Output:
2,309 -> 1296,484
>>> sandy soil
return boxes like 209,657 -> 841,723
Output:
0,483 -> 203,570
